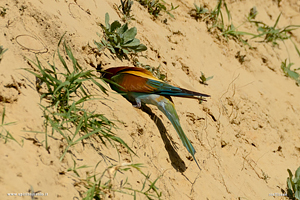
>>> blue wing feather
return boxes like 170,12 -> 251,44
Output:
146,79 -> 210,98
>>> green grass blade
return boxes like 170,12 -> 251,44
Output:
1,107 -> 5,125
273,13 -> 282,28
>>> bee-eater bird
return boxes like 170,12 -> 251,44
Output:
102,66 -> 210,170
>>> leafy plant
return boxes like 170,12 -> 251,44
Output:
0,107 -> 23,146
199,71 -> 213,85
281,59 -> 300,86
95,13 -> 147,60
287,166 -> 300,200
250,13 -> 300,46
118,0 -> 135,22
136,0 -> 178,18
82,163 -> 162,200
0,45 -> 8,61
25,36 -> 134,160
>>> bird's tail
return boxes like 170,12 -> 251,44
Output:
157,97 -> 201,170
175,87 -> 210,99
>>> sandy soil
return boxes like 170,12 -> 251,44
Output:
1,0 -> 300,199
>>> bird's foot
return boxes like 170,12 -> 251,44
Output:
132,99 -> 142,108
132,104 -> 141,108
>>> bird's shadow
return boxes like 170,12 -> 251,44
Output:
140,104 -> 187,172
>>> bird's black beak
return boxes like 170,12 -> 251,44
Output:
96,63 -> 103,73
97,64 -> 108,79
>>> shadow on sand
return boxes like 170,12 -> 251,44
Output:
141,105 -> 187,172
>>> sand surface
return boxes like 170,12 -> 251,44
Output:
1,0 -> 300,199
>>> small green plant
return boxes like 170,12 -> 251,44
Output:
235,51 -> 246,64
194,0 -> 254,47
118,0 -> 135,22
133,58 -> 166,81
144,64 -> 166,81
250,13 -> 300,46
167,2 -> 179,18
0,45 -> 8,61
25,36 -> 134,160
0,6 -> 8,17
82,163 -> 162,199
95,13 -> 147,60
281,59 -> 300,86
136,0 -> 178,18
189,3 -> 209,21
209,0 -> 228,26
210,0 -> 255,46
287,166 -> 300,200
262,170 -> 270,183
67,158 -> 90,177
218,23 -> 255,46
199,71 -> 213,85
0,107 -> 23,146
247,6 -> 257,21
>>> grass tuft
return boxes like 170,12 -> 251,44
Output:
117,0 -> 135,22
25,35 -> 135,161
190,0 -> 255,47
250,13 -> 300,46
81,162 -> 162,200
0,45 -> 8,61
281,59 -> 300,86
0,107 -> 23,146
24,36 -> 162,198
136,0 -> 178,19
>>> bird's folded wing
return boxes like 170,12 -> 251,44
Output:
147,79 -> 210,98
111,69 -> 210,98
111,72 -> 157,93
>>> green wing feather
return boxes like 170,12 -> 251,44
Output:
156,96 -> 201,170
